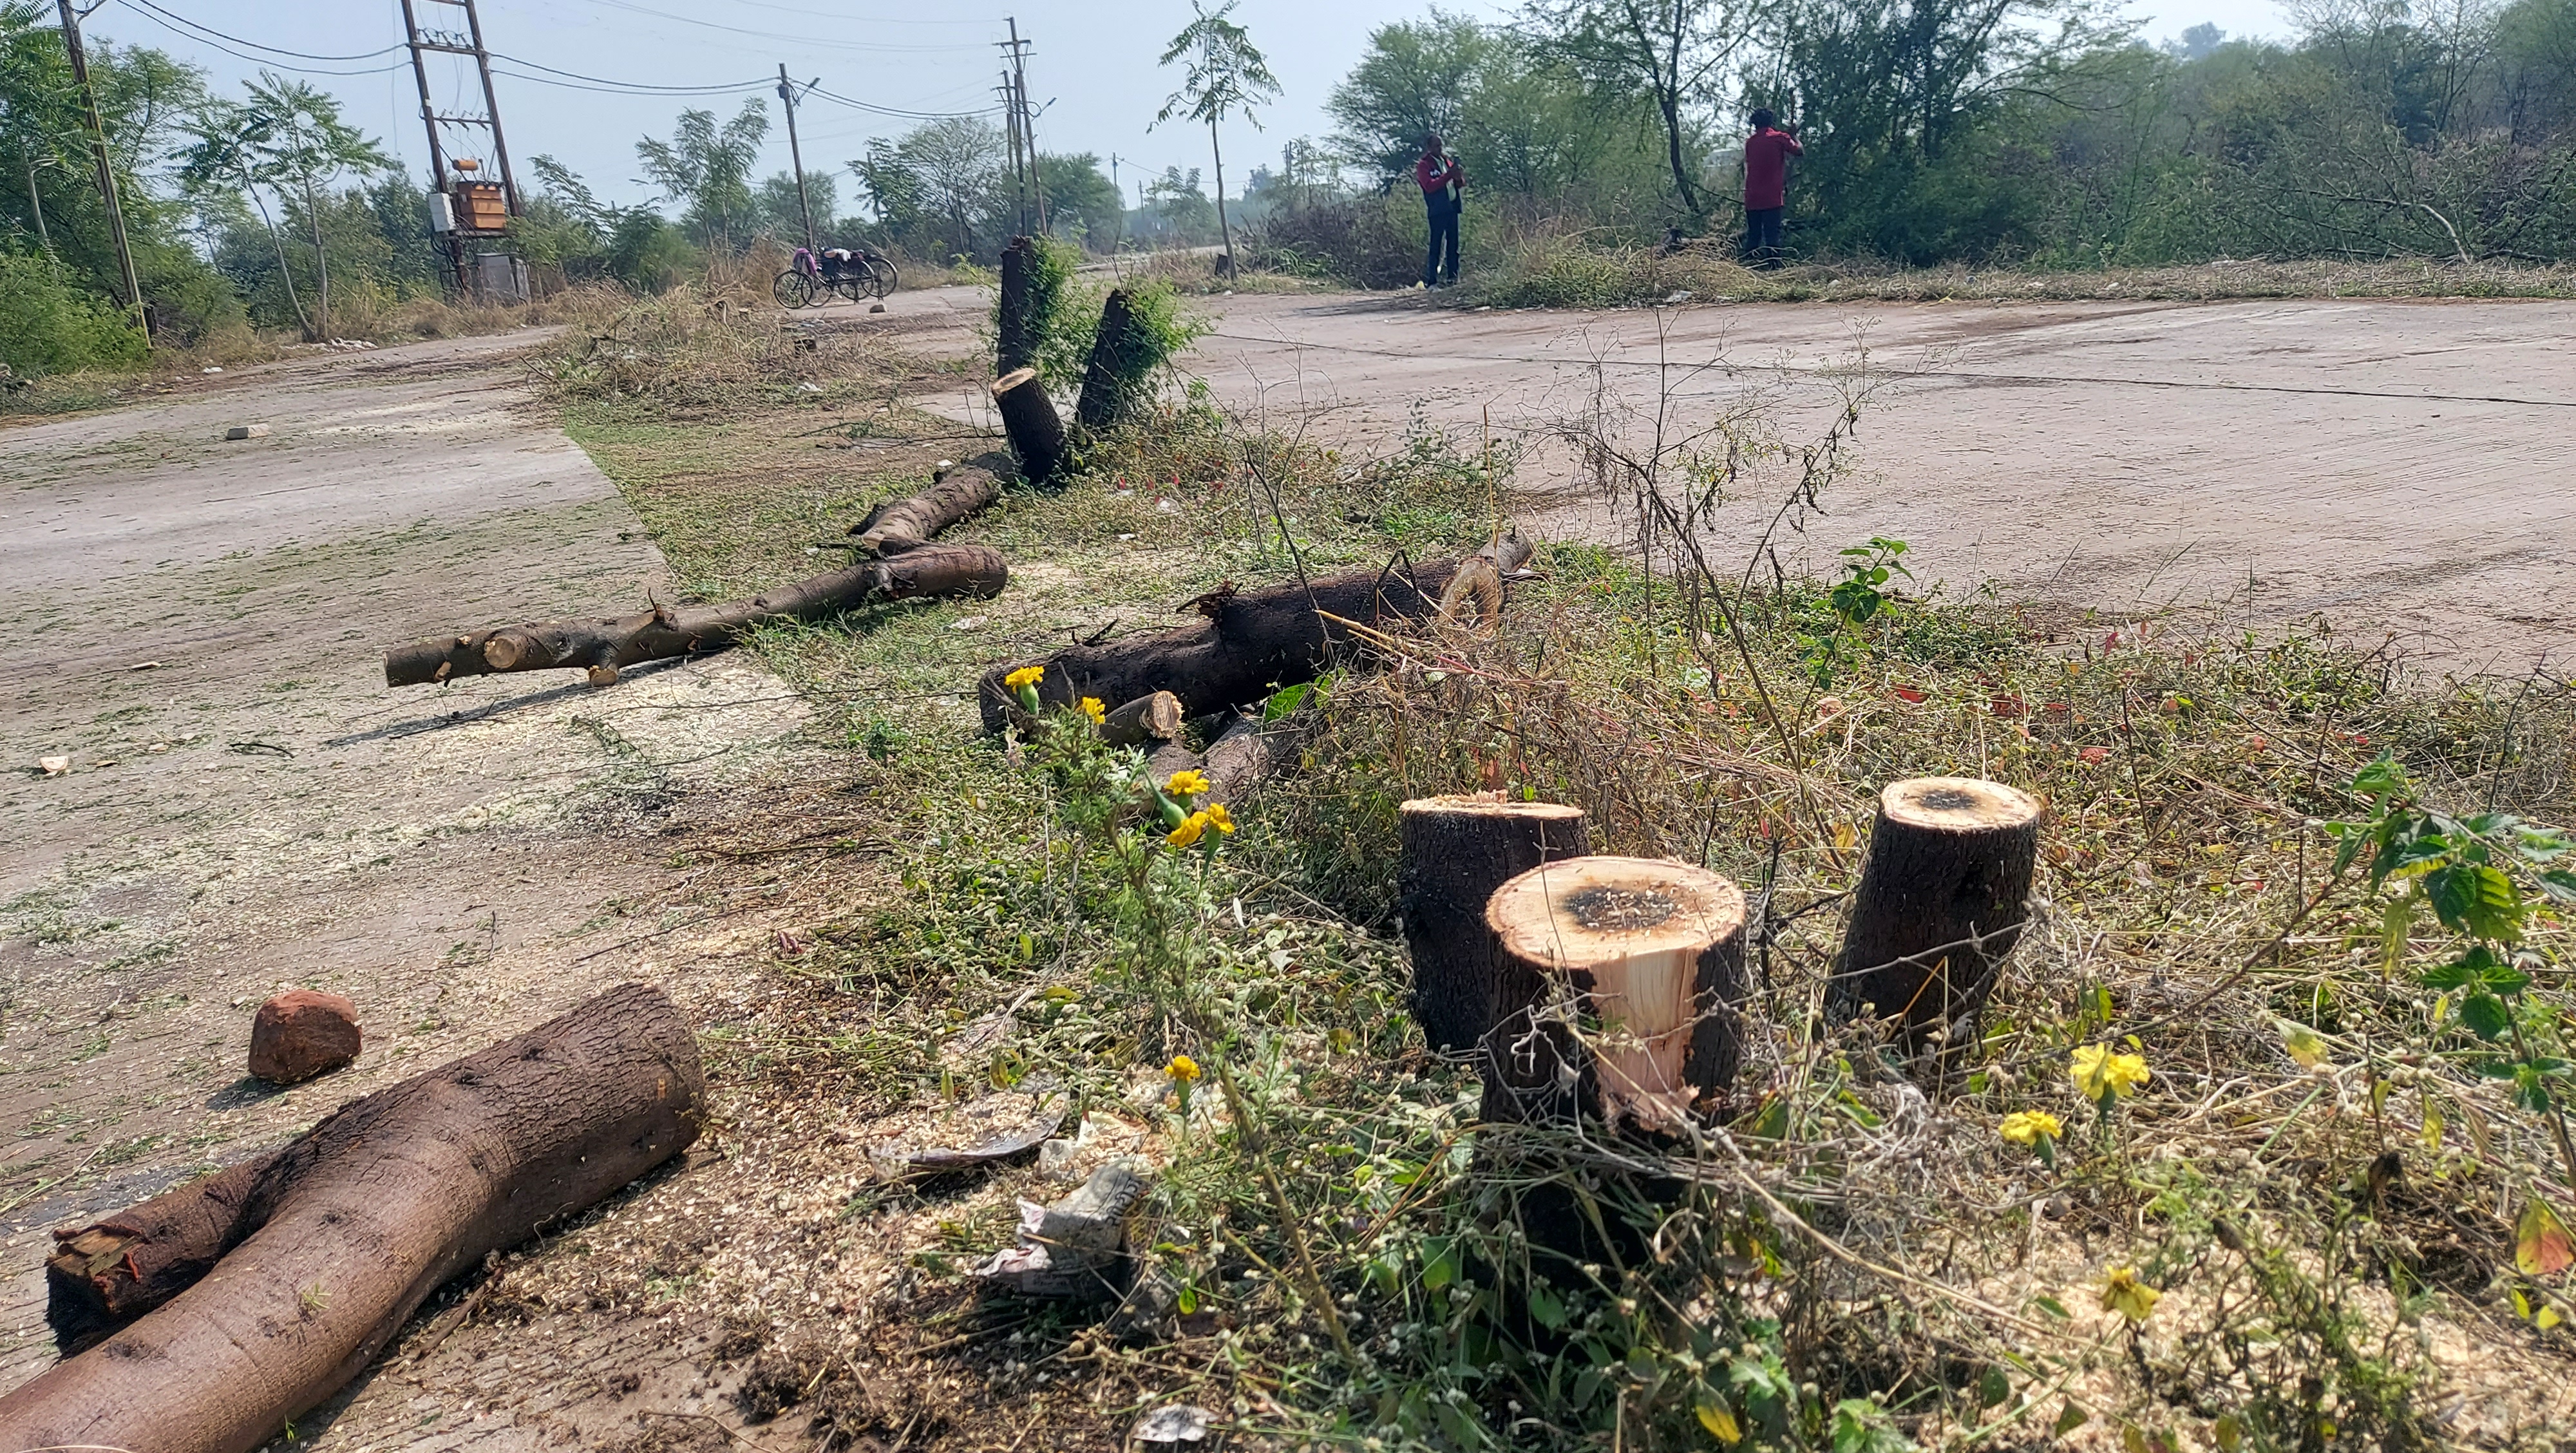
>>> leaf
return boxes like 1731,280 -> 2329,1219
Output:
1976,1367 -> 2011,1409
2458,991 -> 2513,1042
2539,1304 -> 2563,1332
2539,868 -> 2576,904
2423,863 -> 2522,940
1695,1394 -> 1743,1445
2282,1022 -> 2329,1069
2518,1199 -> 2574,1277
1526,1282 -> 1567,1330
2213,1414 -> 2242,1452
2032,1295 -> 2071,1320
2054,1402 -> 2090,1436
1418,1235 -> 1458,1293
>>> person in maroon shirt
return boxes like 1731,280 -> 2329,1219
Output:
1741,109 -> 1802,269
1416,134 -> 1465,288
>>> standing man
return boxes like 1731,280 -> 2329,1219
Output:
1742,108 -> 1802,269
1417,133 -> 1464,289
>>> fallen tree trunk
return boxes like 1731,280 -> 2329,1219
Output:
993,366 -> 1068,489
996,236 -> 1038,377
1139,713 -> 1286,804
1099,690 -> 1184,748
976,537 -> 1532,734
851,453 -> 1008,555
1075,287 -> 1146,433
386,543 -> 1008,688
5,983 -> 703,1453
1828,776 -> 2041,1045
1401,797 -> 1591,1054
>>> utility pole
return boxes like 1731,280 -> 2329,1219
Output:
996,66 -> 1026,235
1007,18 -> 1046,235
55,0 -> 145,339
1109,153 -> 1122,250
401,0 -> 524,300
777,64 -> 817,254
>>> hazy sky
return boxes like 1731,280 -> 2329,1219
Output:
90,0 -> 2297,209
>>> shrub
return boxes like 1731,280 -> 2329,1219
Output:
0,254 -> 148,378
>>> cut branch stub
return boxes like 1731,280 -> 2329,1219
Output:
1486,857 -> 1747,1130
1099,691 -> 1184,748
992,366 -> 1068,489
1401,796 -> 1591,1054
1829,777 -> 2042,1043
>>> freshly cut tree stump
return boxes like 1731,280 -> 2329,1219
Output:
976,545 -> 1528,734
1486,856 -> 1748,1131
1828,777 -> 2042,1041
1075,287 -> 1148,433
993,366 -> 1068,489
996,236 -> 1038,377
1099,690 -> 1185,747
385,544 -> 1007,689
850,453 -> 1007,555
1401,797 -> 1591,1054
7,983 -> 703,1453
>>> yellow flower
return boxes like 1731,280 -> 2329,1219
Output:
1003,665 -> 1045,692
2100,1266 -> 2160,1323
2072,1043 -> 2151,1102
1165,1054 -> 1202,1083
1077,696 -> 1106,725
1999,1110 -> 2063,1146
1164,768 -> 1211,800
1202,802 -> 1235,835
1166,810 -> 1209,849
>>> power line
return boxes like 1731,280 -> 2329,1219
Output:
115,0 -> 406,61
574,0 -> 992,54
803,82 -> 1001,122
100,1 -> 409,75
487,55 -> 776,95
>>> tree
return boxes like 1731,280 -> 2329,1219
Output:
636,99 -> 769,251
758,167 -> 835,242
178,74 -> 389,341
1144,164 -> 1217,240
852,116 -> 1004,260
1526,0 -> 1774,215
1156,0 -> 1283,269
1037,152 -> 1123,245
1329,10 -> 1491,182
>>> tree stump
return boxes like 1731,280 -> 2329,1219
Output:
992,366 -> 1068,489
1075,287 -> 1147,433
996,236 -> 1037,377
1099,691 -> 1184,748
1399,797 -> 1591,1054
1828,777 -> 2042,1044
1485,856 -> 1748,1131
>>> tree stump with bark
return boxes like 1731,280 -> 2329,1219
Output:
1484,856 -> 1748,1131
5,983 -> 703,1453
1828,776 -> 2042,1044
851,453 -> 1008,555
1400,797 -> 1591,1054
1075,287 -> 1148,433
996,236 -> 1038,377
993,366 -> 1068,489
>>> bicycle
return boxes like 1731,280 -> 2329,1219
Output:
777,247 -> 898,309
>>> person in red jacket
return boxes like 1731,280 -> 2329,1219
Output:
1741,109 -> 1803,269
1416,134 -> 1465,288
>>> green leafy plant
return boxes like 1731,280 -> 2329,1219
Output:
1803,536 -> 1911,684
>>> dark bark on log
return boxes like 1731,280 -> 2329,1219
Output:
851,454 -> 1009,555
1828,777 -> 2042,1044
386,544 -> 1008,688
993,366 -> 1068,489
1099,691 -> 1184,748
1075,288 -> 1146,433
996,236 -> 1037,377
1137,714 -> 1283,803
1485,856 -> 1748,1132
5,983 -> 703,1453
976,554 -> 1489,734
1401,797 -> 1591,1054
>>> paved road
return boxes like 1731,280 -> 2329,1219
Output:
1188,292 -> 2576,671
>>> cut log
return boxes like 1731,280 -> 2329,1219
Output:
850,453 -> 1008,555
993,366 -> 1068,489
996,235 -> 1038,377
976,540 -> 1531,734
6,983 -> 703,1453
1401,797 -> 1591,1054
1486,856 -> 1748,1131
1075,287 -> 1148,433
1828,777 -> 2042,1042
1099,691 -> 1184,748
385,544 -> 1008,688
1135,714 -> 1280,804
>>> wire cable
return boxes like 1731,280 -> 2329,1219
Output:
100,0 -> 410,75
803,82 -> 1001,122
115,0 -> 406,62
486,54 -> 777,95
573,0 -> 992,54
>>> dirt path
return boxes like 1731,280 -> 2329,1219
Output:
0,334 -> 810,1443
1186,291 -> 2576,670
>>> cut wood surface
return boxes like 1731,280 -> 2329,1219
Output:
993,366 -> 1068,488
4,982 -> 704,1453
1099,690 -> 1185,747
1486,856 -> 1747,1130
850,453 -> 1008,555
976,541 -> 1531,734
1829,776 -> 2042,1040
1401,797 -> 1592,1054
386,544 -> 1007,688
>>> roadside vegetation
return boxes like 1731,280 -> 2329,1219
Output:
493,290 -> 2576,1451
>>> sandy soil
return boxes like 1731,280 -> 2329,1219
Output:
1184,291 -> 2576,672
0,334 -> 814,1445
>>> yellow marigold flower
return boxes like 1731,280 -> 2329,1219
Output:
1999,1110 -> 2063,1146
2100,1266 -> 2160,1323
1202,802 -> 1236,835
1164,768 -> 1211,800
1004,665 -> 1045,692
2072,1043 -> 2150,1102
1165,1054 -> 1202,1083
1166,811 -> 1209,849
1077,696 -> 1106,725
